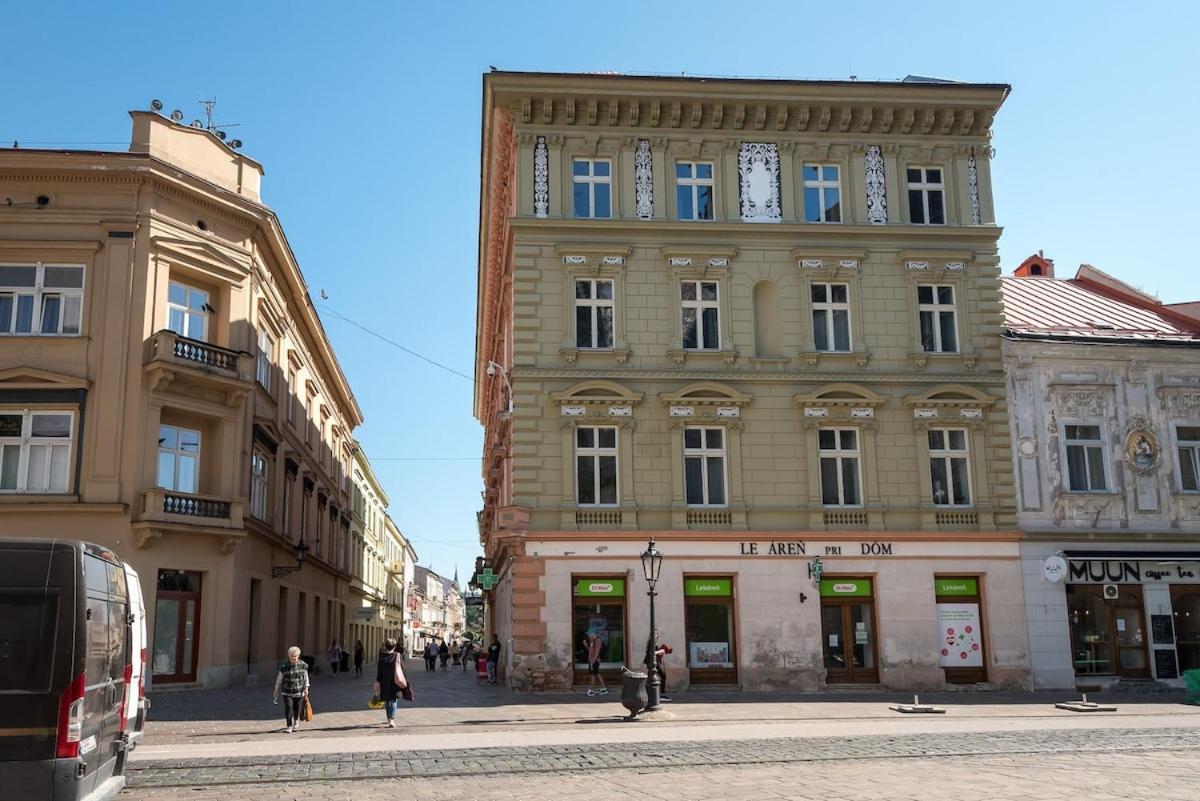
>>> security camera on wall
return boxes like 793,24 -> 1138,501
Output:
486,363 -> 497,377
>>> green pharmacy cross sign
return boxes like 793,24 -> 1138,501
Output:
477,568 -> 499,591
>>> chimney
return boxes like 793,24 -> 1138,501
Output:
1014,252 -> 1055,278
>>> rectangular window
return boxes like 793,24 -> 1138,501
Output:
918,284 -> 958,353
157,424 -> 200,494
684,427 -> 727,507
681,280 -> 720,350
283,476 -> 293,538
1179,426 -> 1200,492
818,428 -> 861,506
907,166 -> 946,225
574,279 -> 614,349
256,329 -> 274,390
572,159 -> 612,219
1065,424 -> 1108,492
0,410 -> 74,493
0,264 -> 84,336
676,162 -> 714,221
803,164 -> 842,223
250,449 -> 269,521
811,283 -> 851,352
575,426 -> 618,506
928,428 -> 971,506
287,368 -> 298,425
167,281 -> 209,341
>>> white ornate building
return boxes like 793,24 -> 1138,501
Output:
1002,254 -> 1200,689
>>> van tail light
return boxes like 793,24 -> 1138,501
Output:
119,663 -> 132,732
56,673 -> 86,758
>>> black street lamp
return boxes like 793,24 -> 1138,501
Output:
272,538 -> 309,578
640,537 -> 664,711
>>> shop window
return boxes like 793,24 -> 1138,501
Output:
934,576 -> 986,683
1067,584 -> 1149,677
820,577 -> 878,683
1171,586 -> 1200,674
572,577 -> 626,679
684,577 -> 736,684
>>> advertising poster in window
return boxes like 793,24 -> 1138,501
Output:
936,602 -> 982,668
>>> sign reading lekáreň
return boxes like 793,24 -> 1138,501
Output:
684,578 -> 732,597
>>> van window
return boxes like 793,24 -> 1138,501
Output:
0,592 -> 58,692
85,555 -> 110,595
86,597 -> 111,683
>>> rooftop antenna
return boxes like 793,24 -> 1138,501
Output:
197,98 -> 243,148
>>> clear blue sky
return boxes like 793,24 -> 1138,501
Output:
6,2 -> 1198,581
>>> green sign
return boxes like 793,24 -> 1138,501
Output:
477,568 -> 499,591
935,577 -> 978,597
820,578 -> 872,597
685,578 -> 732,597
575,578 -> 625,598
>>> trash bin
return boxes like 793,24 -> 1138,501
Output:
620,669 -> 648,719
340,652 -> 350,673
1183,669 -> 1200,706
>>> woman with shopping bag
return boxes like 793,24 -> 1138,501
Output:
373,637 -> 413,728
271,645 -> 310,733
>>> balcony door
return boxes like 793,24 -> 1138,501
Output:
167,281 -> 209,341
157,424 -> 200,494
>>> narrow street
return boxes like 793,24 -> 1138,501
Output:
122,659 -> 1200,800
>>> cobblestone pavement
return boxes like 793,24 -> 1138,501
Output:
121,743 -> 1200,801
126,726 -> 1200,789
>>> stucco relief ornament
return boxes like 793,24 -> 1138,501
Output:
967,153 -> 981,225
1124,417 -> 1161,475
533,136 -> 549,218
737,142 -> 781,222
634,139 -> 653,219
864,145 -> 887,224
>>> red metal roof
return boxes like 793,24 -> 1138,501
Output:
999,270 -> 1200,344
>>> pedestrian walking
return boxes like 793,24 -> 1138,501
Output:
438,640 -> 450,670
450,640 -> 461,666
654,630 -> 672,702
353,640 -> 365,677
272,645 -> 310,733
327,640 -> 343,676
373,637 -> 409,728
461,640 -> 473,671
424,640 -> 438,671
585,631 -> 608,696
486,634 -> 501,686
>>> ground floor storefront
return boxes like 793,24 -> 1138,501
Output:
494,532 -> 1031,692
1021,541 -> 1200,689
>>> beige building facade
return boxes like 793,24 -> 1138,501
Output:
475,72 -> 1027,691
348,443 -> 392,656
0,109 -> 363,688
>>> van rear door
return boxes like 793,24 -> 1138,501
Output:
78,552 -> 129,792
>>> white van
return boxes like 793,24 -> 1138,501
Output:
120,564 -> 148,745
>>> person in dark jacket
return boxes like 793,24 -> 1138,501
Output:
438,640 -> 450,670
374,637 -> 406,728
353,640 -> 365,677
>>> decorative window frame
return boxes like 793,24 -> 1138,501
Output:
737,142 -> 782,223
554,246 -> 633,365
1173,421 -> 1200,495
1058,420 -> 1113,495
682,425 -> 730,508
792,250 -> 870,368
666,140 -> 723,221
663,248 -> 739,367
570,156 -> 614,219
899,151 -> 955,226
800,161 -> 844,224
0,406 -> 79,495
658,382 -> 752,530
550,381 -> 643,530
0,262 -> 88,338
900,253 -> 977,369
793,384 -> 885,529
904,384 -> 999,530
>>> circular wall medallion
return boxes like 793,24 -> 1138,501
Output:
1043,555 -> 1068,583
1018,437 -> 1037,458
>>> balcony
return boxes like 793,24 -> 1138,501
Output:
145,329 -> 255,402
132,488 -> 246,551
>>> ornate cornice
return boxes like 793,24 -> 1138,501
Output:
515,366 -> 1005,385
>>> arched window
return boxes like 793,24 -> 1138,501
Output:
752,280 -> 782,358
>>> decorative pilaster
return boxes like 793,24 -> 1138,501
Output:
533,136 -> 549,218
864,145 -> 887,224
634,138 -> 653,219
737,142 -> 781,222
967,152 -> 981,225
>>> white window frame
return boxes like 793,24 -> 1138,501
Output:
256,328 -> 274,391
166,281 -> 209,342
811,282 -> 852,352
157,424 -> 201,494
676,161 -> 715,221
0,263 -> 85,337
250,448 -> 270,521
287,368 -> 298,425
1063,423 -> 1109,493
918,284 -> 959,354
575,425 -> 619,507
574,278 -> 615,349
683,426 -> 728,507
0,409 -> 75,494
681,280 -> 720,350
802,164 -> 842,223
818,428 -> 862,507
571,159 -> 612,219
928,427 -> 972,507
1177,426 -> 1200,493
906,166 -> 946,225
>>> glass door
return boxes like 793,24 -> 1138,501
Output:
820,578 -> 878,684
1114,587 -> 1149,677
572,576 -> 627,684
152,569 -> 202,683
684,577 -> 736,684
1173,587 -> 1200,673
